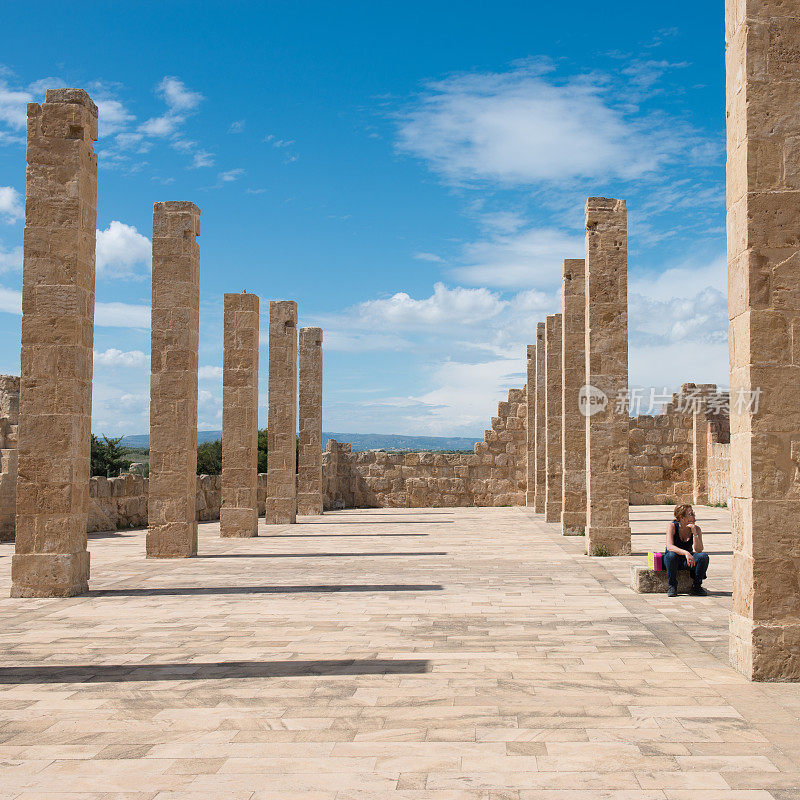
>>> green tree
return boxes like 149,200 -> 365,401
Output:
196,439 -> 222,475
257,427 -> 268,473
91,434 -> 132,477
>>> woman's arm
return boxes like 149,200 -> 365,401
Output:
690,524 -> 704,553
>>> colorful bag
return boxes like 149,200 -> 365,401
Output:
648,551 -> 664,571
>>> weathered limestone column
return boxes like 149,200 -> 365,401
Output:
562,259 -> 587,535
692,400 -> 710,506
146,202 -> 200,558
220,292 -> 259,537
584,197 -> 630,556
533,322 -> 546,513
265,301 -> 298,524
525,345 -> 536,506
544,313 -> 562,524
11,90 -> 97,597
298,327 -> 323,516
0,376 -> 19,543
727,1 -> 800,680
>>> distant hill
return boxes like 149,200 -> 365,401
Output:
120,430 -> 481,452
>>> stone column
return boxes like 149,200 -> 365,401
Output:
692,400 -> 710,506
584,197 -> 630,556
265,300 -> 298,524
146,202 -> 200,558
220,292 -> 259,537
534,322 -> 546,514
11,90 -> 97,597
0,376 -> 19,543
562,259 -> 587,535
727,0 -> 800,680
544,313 -> 562,524
525,345 -> 535,506
298,327 -> 323,516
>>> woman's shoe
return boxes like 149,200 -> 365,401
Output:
689,584 -> 708,596
667,586 -> 678,597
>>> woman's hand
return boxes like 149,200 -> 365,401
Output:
686,553 -> 696,568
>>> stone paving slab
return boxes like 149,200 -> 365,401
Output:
1,505 -> 799,798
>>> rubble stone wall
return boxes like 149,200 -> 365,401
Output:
321,388 -> 528,509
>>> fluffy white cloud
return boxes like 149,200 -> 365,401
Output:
96,221 -> 151,279
198,366 -> 223,380
94,301 -> 150,328
453,226 -> 583,289
219,168 -> 244,182
0,81 -> 32,130
158,76 -> 203,113
397,61 -> 691,186
93,348 -> 149,368
0,244 -> 22,273
357,282 -> 506,329
0,186 -> 23,223
0,284 -> 21,314
413,252 -> 443,262
95,98 -> 135,137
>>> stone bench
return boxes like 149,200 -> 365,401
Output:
631,565 -> 693,594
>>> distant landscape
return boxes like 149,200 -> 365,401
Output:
119,431 -> 482,453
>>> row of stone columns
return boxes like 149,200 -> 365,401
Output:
10,88 -> 326,594
528,197 -> 631,556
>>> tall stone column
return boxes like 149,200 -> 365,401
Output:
0,375 -> 20,543
584,197 -> 630,556
692,400 -> 710,507
525,345 -> 536,507
727,1 -> 800,680
11,89 -> 98,597
265,301 -> 298,524
534,322 -> 546,513
298,327 -> 323,516
221,292 -> 259,537
147,202 -> 200,558
544,313 -> 562,524
562,259 -> 587,535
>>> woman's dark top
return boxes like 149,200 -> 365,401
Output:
671,519 -> 693,554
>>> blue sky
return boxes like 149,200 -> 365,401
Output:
0,1 -> 728,436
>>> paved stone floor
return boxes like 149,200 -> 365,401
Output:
1,504 -> 800,799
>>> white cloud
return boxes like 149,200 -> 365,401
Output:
96,221 -> 151,279
0,186 -> 23,223
0,81 -> 33,130
95,301 -> 150,328
413,252 -> 443,263
0,243 -> 22,273
95,98 -> 135,137
320,330 -> 409,352
93,348 -> 149,367
158,76 -> 203,113
228,120 -> 244,134
453,226 -> 583,288
139,114 -> 180,137
397,61 -> 685,186
0,284 -> 21,314
357,282 -> 506,329
198,366 -> 223,380
191,149 -> 215,168
219,168 -> 244,182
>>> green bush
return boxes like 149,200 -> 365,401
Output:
196,439 -> 222,475
91,434 -> 132,478
590,544 -> 611,557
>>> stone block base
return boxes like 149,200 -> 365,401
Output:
562,512 -> 585,536
265,500 -> 296,525
220,507 -> 258,538
630,565 -> 693,594
730,613 -> 800,682
11,551 -> 90,597
545,505 -> 561,524
297,495 -> 322,516
587,526 -> 631,556
146,523 -> 198,558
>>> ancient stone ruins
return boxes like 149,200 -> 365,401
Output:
2,0 -> 798,682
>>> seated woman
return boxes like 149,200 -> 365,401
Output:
664,504 -> 709,597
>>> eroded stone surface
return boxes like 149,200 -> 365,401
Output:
534,322 -> 546,514
221,292 -> 259,538
561,259 -> 586,535
12,90 -> 98,597
265,300 -> 298,525
726,0 -> 800,681
146,201 -> 200,558
525,345 -> 535,507
584,198 -> 631,556
544,314 -> 562,524
298,327 -> 323,516
0,375 -> 19,543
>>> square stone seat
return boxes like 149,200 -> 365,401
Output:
631,564 -> 693,594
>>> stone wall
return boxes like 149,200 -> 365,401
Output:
321,387 -> 527,509
707,442 -> 730,507
0,375 -> 19,542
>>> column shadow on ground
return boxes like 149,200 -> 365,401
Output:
0,659 -> 431,684
89,584 -> 444,597
258,533 -> 429,538
195,551 -> 448,559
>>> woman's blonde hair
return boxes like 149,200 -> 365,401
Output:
674,503 -> 693,521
